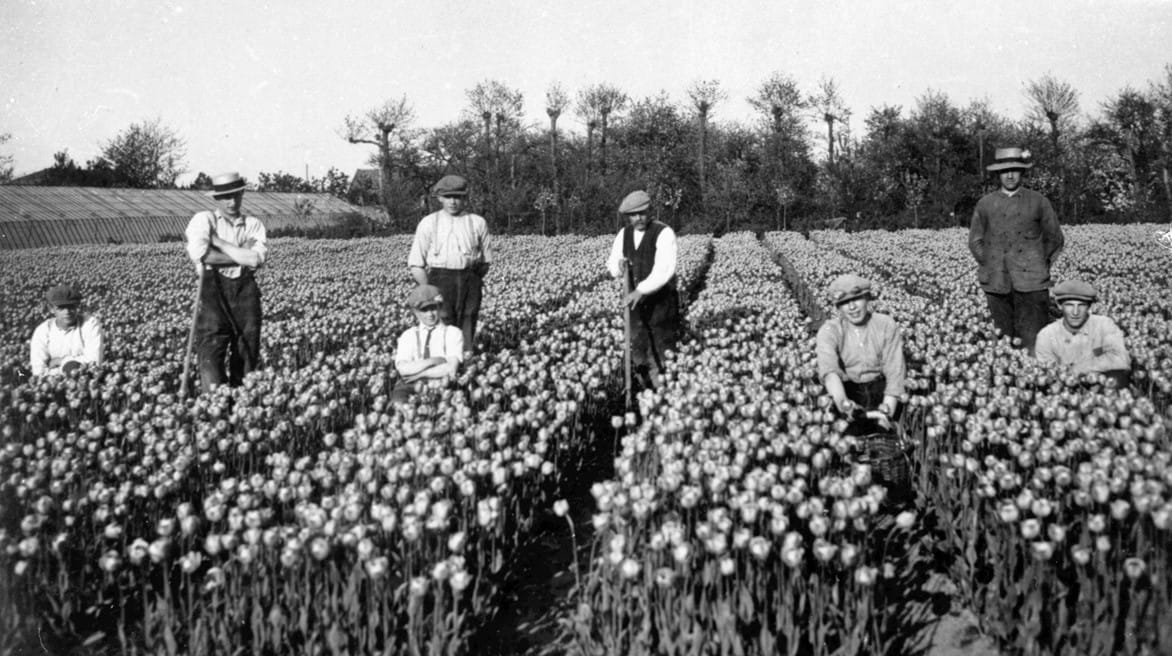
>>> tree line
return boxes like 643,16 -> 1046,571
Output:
4,66 -> 1170,235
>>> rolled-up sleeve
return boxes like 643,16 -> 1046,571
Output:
29,322 -> 49,377
249,219 -> 268,267
407,219 -> 430,270
815,322 -> 844,382
477,218 -> 492,264
880,319 -> 907,397
445,326 -> 465,364
185,212 -> 212,263
80,316 -> 103,366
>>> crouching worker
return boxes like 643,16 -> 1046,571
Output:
30,284 -> 104,377
815,275 -> 906,426
1035,279 -> 1131,387
392,284 -> 465,406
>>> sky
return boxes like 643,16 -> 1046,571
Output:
1,0 -> 1170,185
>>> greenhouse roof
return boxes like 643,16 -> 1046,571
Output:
0,186 -> 358,223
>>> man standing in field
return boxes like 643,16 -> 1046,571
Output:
969,147 -> 1064,353
606,190 -> 680,390
408,174 -> 491,354
1034,279 -> 1131,386
184,172 -> 267,391
29,284 -> 104,376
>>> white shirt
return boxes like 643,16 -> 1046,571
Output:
185,210 -> 268,278
30,315 -> 103,376
606,225 -> 679,295
394,323 -> 465,369
408,211 -> 492,271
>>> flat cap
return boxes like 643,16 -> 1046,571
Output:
407,284 -> 443,310
1052,279 -> 1098,303
828,274 -> 873,306
432,174 -> 469,197
618,190 -> 651,215
46,284 -> 82,307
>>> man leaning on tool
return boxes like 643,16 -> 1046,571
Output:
407,174 -> 492,354
606,190 -> 680,390
184,171 -> 267,391
969,146 -> 1064,353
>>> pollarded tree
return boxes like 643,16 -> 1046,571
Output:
687,79 -> 727,210
341,95 -> 416,225
98,117 -> 187,188
808,76 -> 850,165
545,83 -> 570,231
574,89 -> 601,181
465,79 -> 525,167
1025,74 -> 1080,156
581,84 -> 628,177
465,80 -> 525,220
748,72 -> 811,219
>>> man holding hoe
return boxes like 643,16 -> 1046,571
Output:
184,172 -> 268,392
606,190 -> 680,393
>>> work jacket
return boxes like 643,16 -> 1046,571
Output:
969,187 -> 1064,294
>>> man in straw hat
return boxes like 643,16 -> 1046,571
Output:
184,171 -> 268,390
1034,279 -> 1131,386
969,147 -> 1064,353
29,284 -> 104,376
606,189 -> 680,390
408,174 -> 492,353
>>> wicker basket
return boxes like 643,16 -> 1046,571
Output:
857,432 -> 912,492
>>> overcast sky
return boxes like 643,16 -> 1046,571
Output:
2,0 -> 1169,185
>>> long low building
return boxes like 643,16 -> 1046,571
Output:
0,186 -> 364,249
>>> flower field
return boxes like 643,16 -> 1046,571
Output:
1,226 -> 1170,655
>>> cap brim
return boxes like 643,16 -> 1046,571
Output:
206,185 -> 246,198
833,291 -> 872,306
987,162 -> 1034,172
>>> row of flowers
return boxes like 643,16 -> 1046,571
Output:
0,234 -> 712,654
773,227 -> 1171,656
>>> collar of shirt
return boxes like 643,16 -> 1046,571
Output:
215,210 -> 246,227
999,188 -> 1021,198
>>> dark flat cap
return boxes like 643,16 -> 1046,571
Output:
432,175 -> 469,197
618,190 -> 651,214
1052,279 -> 1098,303
46,285 -> 82,307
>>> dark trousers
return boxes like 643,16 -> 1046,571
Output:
429,268 -> 482,352
196,270 -> 261,390
985,289 -> 1050,352
630,287 -> 680,387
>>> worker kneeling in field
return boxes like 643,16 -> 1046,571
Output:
29,284 -> 104,377
392,284 -> 465,406
815,275 -> 906,424
606,190 -> 680,390
1034,279 -> 1131,387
